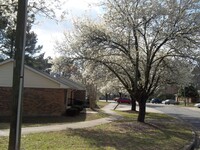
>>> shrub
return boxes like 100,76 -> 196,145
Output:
72,105 -> 84,111
74,100 -> 84,105
65,108 -> 80,117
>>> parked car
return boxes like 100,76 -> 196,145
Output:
150,98 -> 162,104
113,97 -> 120,101
194,103 -> 200,108
117,98 -> 131,104
163,99 -> 179,105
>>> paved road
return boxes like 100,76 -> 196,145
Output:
147,103 -> 200,149
146,104 -> 200,129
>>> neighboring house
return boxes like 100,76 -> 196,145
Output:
192,65 -> 200,90
0,59 -> 86,116
163,84 -> 178,95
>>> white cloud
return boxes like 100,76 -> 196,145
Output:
32,0 -> 103,58
33,21 -> 65,58
64,0 -> 99,9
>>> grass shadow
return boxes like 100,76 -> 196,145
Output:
64,120 -> 191,150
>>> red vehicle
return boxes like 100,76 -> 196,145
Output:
117,98 -> 131,104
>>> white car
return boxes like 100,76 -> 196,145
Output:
194,103 -> 200,108
162,99 -> 179,105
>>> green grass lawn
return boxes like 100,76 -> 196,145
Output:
96,100 -> 110,108
0,110 -> 193,150
177,102 -> 195,107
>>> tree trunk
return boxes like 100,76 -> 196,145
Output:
130,95 -> 136,111
105,93 -> 108,102
131,99 -> 136,111
87,84 -> 97,109
137,99 -> 146,122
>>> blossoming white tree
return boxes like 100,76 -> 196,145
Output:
56,0 -> 200,122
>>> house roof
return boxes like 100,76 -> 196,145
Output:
0,58 -> 13,66
57,77 -> 86,90
0,59 -> 85,90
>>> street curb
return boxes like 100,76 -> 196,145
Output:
183,131 -> 197,150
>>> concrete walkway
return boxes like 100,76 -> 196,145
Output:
0,117 -> 113,137
0,103 -> 160,137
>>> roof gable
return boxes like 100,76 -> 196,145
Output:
0,59 -> 82,89
57,77 -> 86,90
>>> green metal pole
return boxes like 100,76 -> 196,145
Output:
8,0 -> 28,149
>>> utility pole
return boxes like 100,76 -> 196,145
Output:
8,0 -> 28,150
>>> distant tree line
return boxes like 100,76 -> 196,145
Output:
0,0 -> 63,72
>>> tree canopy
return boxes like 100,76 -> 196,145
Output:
0,0 -> 61,71
179,85 -> 199,98
55,0 -> 200,122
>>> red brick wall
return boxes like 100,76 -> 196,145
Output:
0,87 -> 66,116
0,87 -> 12,115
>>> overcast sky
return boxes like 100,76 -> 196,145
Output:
32,0 -> 102,58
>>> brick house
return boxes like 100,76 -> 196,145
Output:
0,59 -> 86,116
